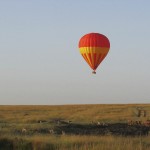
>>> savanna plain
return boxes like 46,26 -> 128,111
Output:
0,104 -> 150,150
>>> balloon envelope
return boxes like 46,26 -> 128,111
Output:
78,33 -> 110,73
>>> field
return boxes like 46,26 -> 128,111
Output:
0,104 -> 150,150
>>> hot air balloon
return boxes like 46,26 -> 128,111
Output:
78,33 -> 110,74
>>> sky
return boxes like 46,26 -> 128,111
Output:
0,0 -> 150,105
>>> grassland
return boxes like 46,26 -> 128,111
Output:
0,104 -> 150,150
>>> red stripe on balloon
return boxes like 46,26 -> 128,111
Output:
93,53 -> 97,70
79,33 -> 110,48
88,53 -> 94,69
82,54 -> 89,65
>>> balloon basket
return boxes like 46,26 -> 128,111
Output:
92,71 -> 96,74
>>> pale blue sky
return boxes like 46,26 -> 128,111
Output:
0,0 -> 150,104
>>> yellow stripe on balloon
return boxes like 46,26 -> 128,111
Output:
79,47 -> 109,54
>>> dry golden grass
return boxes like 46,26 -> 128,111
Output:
0,104 -> 150,149
1,134 -> 150,150
0,104 -> 150,123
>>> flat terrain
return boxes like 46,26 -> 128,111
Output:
0,104 -> 150,150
